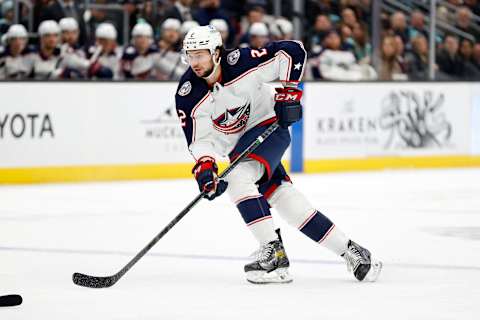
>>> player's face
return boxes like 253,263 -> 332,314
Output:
186,49 -> 214,77
41,33 -> 59,50
9,37 -> 27,55
62,30 -> 79,46
134,35 -> 151,53
96,38 -> 116,53
162,29 -> 180,45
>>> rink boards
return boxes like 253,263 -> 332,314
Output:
1,81 -> 479,183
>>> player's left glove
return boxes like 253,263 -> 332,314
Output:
192,156 -> 228,200
274,87 -> 303,129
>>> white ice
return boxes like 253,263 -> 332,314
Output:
1,168 -> 479,319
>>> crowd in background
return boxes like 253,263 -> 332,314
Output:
1,0 -> 480,80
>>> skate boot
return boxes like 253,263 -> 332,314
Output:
244,231 -> 292,284
341,240 -> 383,282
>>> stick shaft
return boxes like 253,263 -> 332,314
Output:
102,123 -> 280,283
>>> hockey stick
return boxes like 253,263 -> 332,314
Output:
72,122 -> 280,288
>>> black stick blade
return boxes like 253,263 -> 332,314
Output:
0,294 -> 23,307
72,273 -> 118,288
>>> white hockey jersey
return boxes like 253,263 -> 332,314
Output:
28,46 -> 63,79
121,44 -> 161,79
87,45 -> 122,79
175,40 -> 306,162
0,45 -> 34,79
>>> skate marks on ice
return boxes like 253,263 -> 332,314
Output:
0,245 -> 479,272
422,226 -> 480,241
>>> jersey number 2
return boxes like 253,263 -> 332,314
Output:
178,110 -> 187,127
250,48 -> 267,58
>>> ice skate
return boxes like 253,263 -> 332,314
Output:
244,236 -> 292,284
341,240 -> 383,282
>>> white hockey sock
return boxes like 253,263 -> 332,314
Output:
320,226 -> 349,256
247,216 -> 279,244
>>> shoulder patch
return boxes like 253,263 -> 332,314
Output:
178,81 -> 192,96
227,49 -> 240,65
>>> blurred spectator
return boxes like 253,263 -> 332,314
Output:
86,0 -> 124,45
164,0 -> 194,23
137,0 -> 164,33
390,11 -> 408,46
458,38 -> 480,79
194,0 -> 234,46
270,18 -> 294,41
240,6 -> 267,39
465,0 -> 480,16
378,35 -> 407,80
308,14 -> 332,55
305,0 -> 340,25
0,0 -> 14,36
156,18 -> 186,80
405,35 -> 429,80
180,20 -> 199,38
394,35 -> 407,70
473,43 -> 480,70
436,34 -> 463,79
339,23 -> 353,46
59,17 -> 91,78
0,24 -> 31,79
121,22 -> 160,79
351,23 -> 372,65
59,17 -> 80,49
341,8 -> 358,29
34,1 -> 63,31
455,6 -> 480,41
87,22 -> 121,79
409,10 -> 428,40
210,19 -> 229,45
307,29 -> 376,80
29,20 -> 62,79
437,5 -> 451,23
158,18 -> 181,52
245,22 -> 269,48
120,0 -> 139,35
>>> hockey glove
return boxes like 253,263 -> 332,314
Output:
274,87 -> 303,129
192,156 -> 228,200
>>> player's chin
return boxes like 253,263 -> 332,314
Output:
192,69 -> 204,77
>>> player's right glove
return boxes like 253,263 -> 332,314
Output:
274,87 -> 303,129
192,156 -> 228,200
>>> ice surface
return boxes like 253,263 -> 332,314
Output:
1,168 -> 479,319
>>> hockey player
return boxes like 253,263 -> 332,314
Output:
87,23 -> 121,79
0,24 -> 32,79
58,17 -> 90,78
29,20 -> 63,79
175,25 -> 383,284
156,18 -> 186,80
121,22 -> 160,79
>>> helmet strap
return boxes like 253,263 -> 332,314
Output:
202,51 -> 221,83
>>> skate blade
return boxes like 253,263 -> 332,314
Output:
364,259 -> 383,282
246,268 -> 293,284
